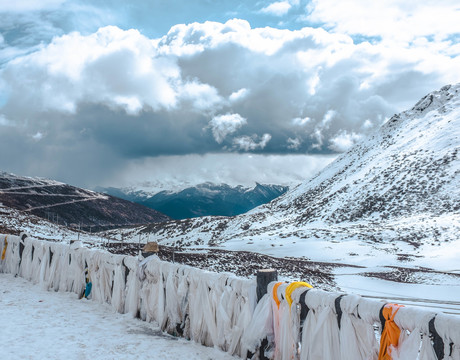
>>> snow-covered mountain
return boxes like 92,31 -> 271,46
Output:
97,182 -> 289,219
110,84 -> 460,273
0,172 -> 170,231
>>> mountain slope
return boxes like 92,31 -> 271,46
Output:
271,84 -> 459,224
98,183 -> 289,219
110,84 -> 460,271
0,172 -> 170,230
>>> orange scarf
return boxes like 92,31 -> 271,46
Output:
378,303 -> 404,360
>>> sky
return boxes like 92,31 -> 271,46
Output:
0,0 -> 459,189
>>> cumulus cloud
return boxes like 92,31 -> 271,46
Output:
260,1 -> 292,16
321,110 -> 336,127
229,88 -> 250,102
0,18 -> 459,187
2,26 -> 182,116
306,0 -> 460,42
328,131 -> 363,152
233,133 -> 272,151
287,137 -> 302,149
292,116 -> 311,126
209,113 -> 247,143
180,81 -> 223,111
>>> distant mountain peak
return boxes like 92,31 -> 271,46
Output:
99,182 -> 289,219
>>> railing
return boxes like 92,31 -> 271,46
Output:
0,234 -> 256,357
247,282 -> 460,359
1,233 -> 459,360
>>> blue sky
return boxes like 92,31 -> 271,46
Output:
1,0 -> 315,44
1,0 -> 459,189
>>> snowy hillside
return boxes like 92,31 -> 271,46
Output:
108,84 -> 460,275
0,200 -> 121,244
0,172 -> 170,230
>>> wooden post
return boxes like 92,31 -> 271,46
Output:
256,269 -> 278,302
250,269 -> 277,360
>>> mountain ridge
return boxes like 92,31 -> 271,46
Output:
97,182 -> 289,219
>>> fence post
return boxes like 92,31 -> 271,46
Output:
257,269 -> 278,302
252,269 -> 277,360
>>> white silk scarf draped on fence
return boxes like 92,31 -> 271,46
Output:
2,234 -> 460,360
244,284 -> 460,360
0,235 -> 256,358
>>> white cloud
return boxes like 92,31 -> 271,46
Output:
159,19 -> 300,56
32,132 -> 44,140
229,88 -> 249,102
306,0 -> 460,43
233,133 -> 272,151
311,128 -> 324,149
308,110 -> 337,148
0,114 -> 13,127
1,19 -> 459,188
2,26 -> 181,115
287,137 -> 302,149
328,131 -> 363,152
112,96 -> 143,115
110,153 -> 337,189
321,110 -> 336,127
4,20 -> 458,128
180,82 -> 223,111
260,1 -> 292,16
292,116 -> 311,126
209,113 -> 247,143
362,119 -> 374,129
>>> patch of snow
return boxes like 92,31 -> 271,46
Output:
0,273 -> 235,360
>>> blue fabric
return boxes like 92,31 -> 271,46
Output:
85,282 -> 92,298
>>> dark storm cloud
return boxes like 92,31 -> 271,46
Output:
0,16 -> 459,187
75,104 -> 222,157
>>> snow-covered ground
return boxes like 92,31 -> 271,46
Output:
333,268 -> 460,315
0,273 -> 235,360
